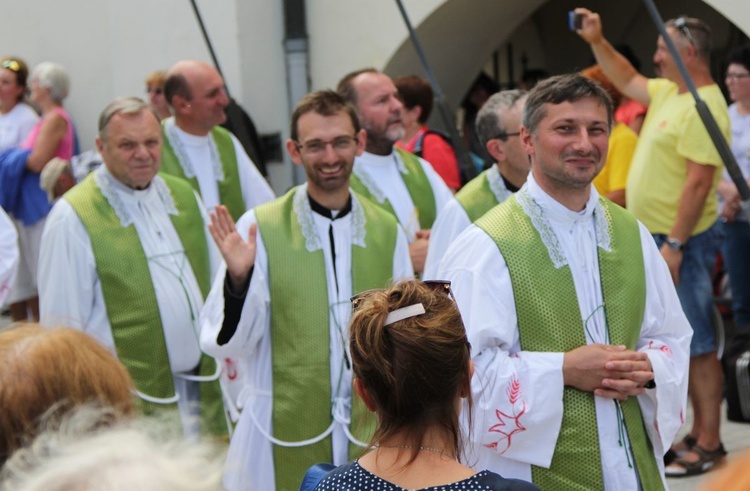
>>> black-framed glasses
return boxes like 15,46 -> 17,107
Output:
350,280 -> 454,312
1,60 -> 21,73
492,131 -> 521,142
726,72 -> 750,82
294,135 -> 358,156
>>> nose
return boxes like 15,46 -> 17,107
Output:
133,143 -> 150,159
218,87 -> 229,107
572,128 -> 594,153
323,141 -> 339,161
391,95 -> 404,113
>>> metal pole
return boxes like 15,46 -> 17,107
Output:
189,0 -> 229,97
642,0 -> 750,221
394,0 -> 478,181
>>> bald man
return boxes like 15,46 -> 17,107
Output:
162,60 -> 274,221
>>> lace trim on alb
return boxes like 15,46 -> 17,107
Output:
348,194 -> 367,248
486,165 -> 513,203
516,186 -> 567,268
594,198 -> 613,253
95,170 -> 178,228
352,162 -> 387,204
293,185 -> 367,251
164,118 -> 225,181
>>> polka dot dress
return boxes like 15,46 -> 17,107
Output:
314,461 -> 539,491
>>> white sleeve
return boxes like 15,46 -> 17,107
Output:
38,200 -> 99,331
231,135 -> 276,210
418,156 -> 454,223
438,226 -> 564,467
634,222 -> 693,458
422,198 -> 471,280
199,210 -> 270,360
392,224 -> 415,281
0,209 -> 18,304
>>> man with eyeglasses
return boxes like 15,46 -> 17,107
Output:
200,90 -> 413,491
337,69 -> 454,275
576,9 -> 730,478
160,60 -> 274,221
38,97 -> 227,439
438,74 -> 691,490
423,90 -> 529,279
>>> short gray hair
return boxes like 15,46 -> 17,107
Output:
0,405 -> 225,491
98,97 -> 158,141
476,90 -> 527,148
666,16 -> 712,63
29,62 -> 70,104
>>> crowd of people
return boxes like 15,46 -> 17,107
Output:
1,6 -> 749,491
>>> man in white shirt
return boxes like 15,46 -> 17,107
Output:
200,90 -> 412,491
161,60 -> 274,221
423,90 -> 529,279
438,74 -> 691,490
38,97 -> 226,438
337,68 -> 453,274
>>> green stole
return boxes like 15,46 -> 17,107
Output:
455,167 -> 504,222
65,172 -> 227,437
349,147 -> 437,229
255,187 -> 397,491
161,123 -> 246,221
476,195 -> 663,491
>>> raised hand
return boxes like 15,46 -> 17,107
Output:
208,205 -> 257,291
573,8 -> 604,45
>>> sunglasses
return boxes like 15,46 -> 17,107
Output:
492,131 -> 521,141
1,60 -> 21,73
147,87 -> 163,95
350,280 -> 454,312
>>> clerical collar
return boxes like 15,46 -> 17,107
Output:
500,173 -> 520,193
308,194 -> 352,220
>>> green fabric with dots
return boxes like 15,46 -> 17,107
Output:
255,188 -> 398,491
349,148 -> 437,229
455,169 -> 499,223
161,124 -> 245,221
476,196 -> 664,490
65,173 -> 227,437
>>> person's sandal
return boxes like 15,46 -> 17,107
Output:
664,435 -> 697,466
665,443 -> 727,478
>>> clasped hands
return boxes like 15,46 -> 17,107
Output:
563,344 -> 654,400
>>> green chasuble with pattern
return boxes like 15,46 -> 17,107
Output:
349,148 -> 437,229
254,188 -> 398,491
476,195 -> 664,491
455,168 -> 502,223
161,123 -> 246,221
65,172 -> 226,437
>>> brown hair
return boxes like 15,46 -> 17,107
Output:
145,70 -> 166,89
0,324 -> 135,465
289,90 -> 360,142
580,65 -> 623,108
349,280 -> 472,464
1,57 -> 30,103
336,67 -> 378,105
393,75 -> 433,123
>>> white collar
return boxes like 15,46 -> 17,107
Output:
517,173 -> 611,268
163,117 -> 225,181
292,183 -> 366,252
94,165 -> 178,228
486,164 -> 513,203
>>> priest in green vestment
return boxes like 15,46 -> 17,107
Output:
200,90 -> 413,491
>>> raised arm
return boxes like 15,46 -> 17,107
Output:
574,8 -> 651,105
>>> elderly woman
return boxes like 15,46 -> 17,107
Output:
0,57 -> 38,152
7,62 -> 73,322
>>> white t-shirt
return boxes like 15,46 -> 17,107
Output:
0,102 -> 39,152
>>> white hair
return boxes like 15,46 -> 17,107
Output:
30,62 -> 70,103
0,405 -> 225,491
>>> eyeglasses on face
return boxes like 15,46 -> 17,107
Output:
491,131 -> 521,141
1,60 -> 21,73
147,86 -> 164,95
726,72 -> 750,82
350,280 -> 454,312
294,135 -> 358,156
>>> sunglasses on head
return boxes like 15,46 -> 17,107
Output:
1,60 -> 21,72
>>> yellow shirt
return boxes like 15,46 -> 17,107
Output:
626,78 -> 729,235
593,122 -> 638,197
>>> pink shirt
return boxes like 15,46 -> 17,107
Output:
22,107 -> 74,160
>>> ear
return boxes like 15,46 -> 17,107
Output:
486,138 -> 506,163
173,94 -> 190,113
354,378 -> 377,412
95,135 -> 105,155
285,139 -> 303,166
355,128 -> 366,157
520,126 -> 535,157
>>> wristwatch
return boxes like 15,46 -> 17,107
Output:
665,237 -> 685,252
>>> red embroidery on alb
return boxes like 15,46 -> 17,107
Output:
484,375 -> 527,454
225,358 -> 238,380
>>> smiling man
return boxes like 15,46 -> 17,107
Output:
161,60 -> 274,221
337,69 -> 453,275
199,90 -> 412,491
38,97 -> 226,438
438,75 -> 691,490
